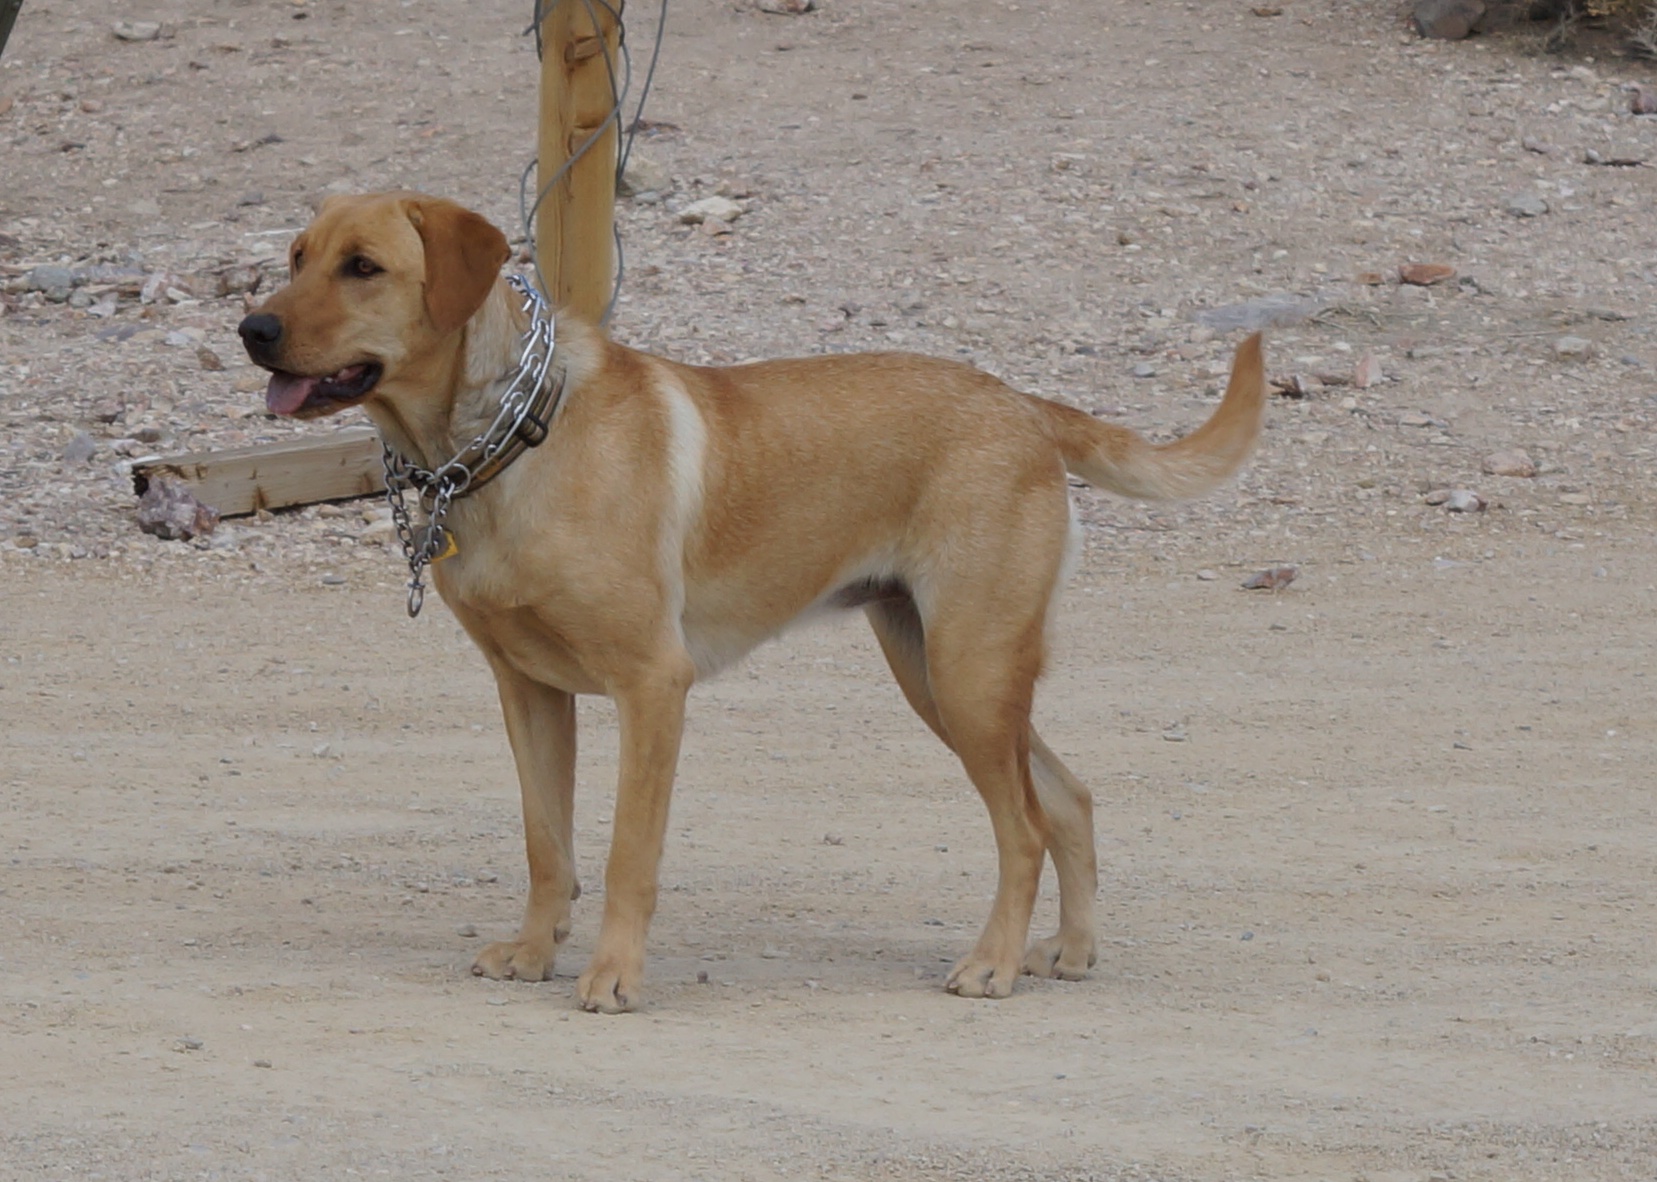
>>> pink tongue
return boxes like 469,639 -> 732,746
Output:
265,372 -> 320,415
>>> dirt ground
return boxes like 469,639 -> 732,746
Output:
3,1 -> 1657,1179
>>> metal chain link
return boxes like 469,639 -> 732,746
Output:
382,276 -> 559,618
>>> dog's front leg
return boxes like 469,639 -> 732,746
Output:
472,664 -> 578,982
577,655 -> 695,1013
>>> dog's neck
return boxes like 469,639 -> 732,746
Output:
366,278 -> 531,472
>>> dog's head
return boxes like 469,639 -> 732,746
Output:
238,192 -> 510,419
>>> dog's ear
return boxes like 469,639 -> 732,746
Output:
405,198 -> 511,335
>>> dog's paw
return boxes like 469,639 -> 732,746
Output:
945,953 -> 1019,999
471,940 -> 555,982
577,955 -> 643,1014
1021,933 -> 1097,981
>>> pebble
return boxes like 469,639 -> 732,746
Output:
1353,354 -> 1383,388
1503,192 -> 1549,218
1552,336 -> 1593,360
456,923 -> 478,938
25,265 -> 75,301
1196,568 -> 1219,581
113,20 -> 162,42
1398,263 -> 1455,286
1131,361 -> 1157,378
678,196 -> 743,225
63,432 -> 97,465
1443,489 -> 1486,513
1482,449 -> 1535,478
619,154 -> 672,199
1192,292 -> 1326,332
253,1059 -> 273,1069
1242,565 -> 1298,590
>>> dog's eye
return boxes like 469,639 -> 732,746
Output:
346,255 -> 383,279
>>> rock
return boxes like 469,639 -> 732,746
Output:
1353,271 -> 1388,286
1271,373 -> 1321,399
1424,488 -> 1452,505
1553,336 -> 1593,360
113,20 -> 162,42
213,265 -> 263,298
1354,354 -> 1383,389
1412,0 -> 1485,39
196,346 -> 225,372
25,266 -> 75,301
1192,292 -> 1326,332
1629,84 -> 1656,116
1398,263 -> 1456,286
456,923 -> 479,938
1503,192 -> 1548,218
1131,361 -> 1157,378
678,196 -> 743,225
1196,569 -> 1219,581
136,478 -> 219,541
63,432 -> 97,465
756,0 -> 817,12
1242,565 -> 1298,591
1444,489 -> 1486,513
1482,449 -> 1536,478
618,154 -> 671,198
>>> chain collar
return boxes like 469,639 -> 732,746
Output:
383,275 -> 564,617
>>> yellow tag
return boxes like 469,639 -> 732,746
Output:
432,529 -> 459,563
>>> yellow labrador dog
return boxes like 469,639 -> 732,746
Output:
238,192 -> 1266,1012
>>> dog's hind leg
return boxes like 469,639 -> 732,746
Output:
472,663 -> 578,982
868,598 -> 1097,990
1023,730 -> 1098,980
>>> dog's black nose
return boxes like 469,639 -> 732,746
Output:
238,313 -> 283,362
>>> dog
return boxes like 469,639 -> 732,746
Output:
238,191 -> 1266,1012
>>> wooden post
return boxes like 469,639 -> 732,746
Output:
535,0 -> 622,322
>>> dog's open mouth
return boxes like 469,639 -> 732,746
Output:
264,362 -> 383,417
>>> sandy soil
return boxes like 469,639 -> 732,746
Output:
3,1 -> 1656,1179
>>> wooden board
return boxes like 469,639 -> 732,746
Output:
131,427 -> 385,517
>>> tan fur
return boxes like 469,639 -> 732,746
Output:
242,192 -> 1268,1012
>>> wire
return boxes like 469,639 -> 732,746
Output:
520,0 -> 667,325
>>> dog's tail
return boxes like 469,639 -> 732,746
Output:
1033,333 -> 1266,501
